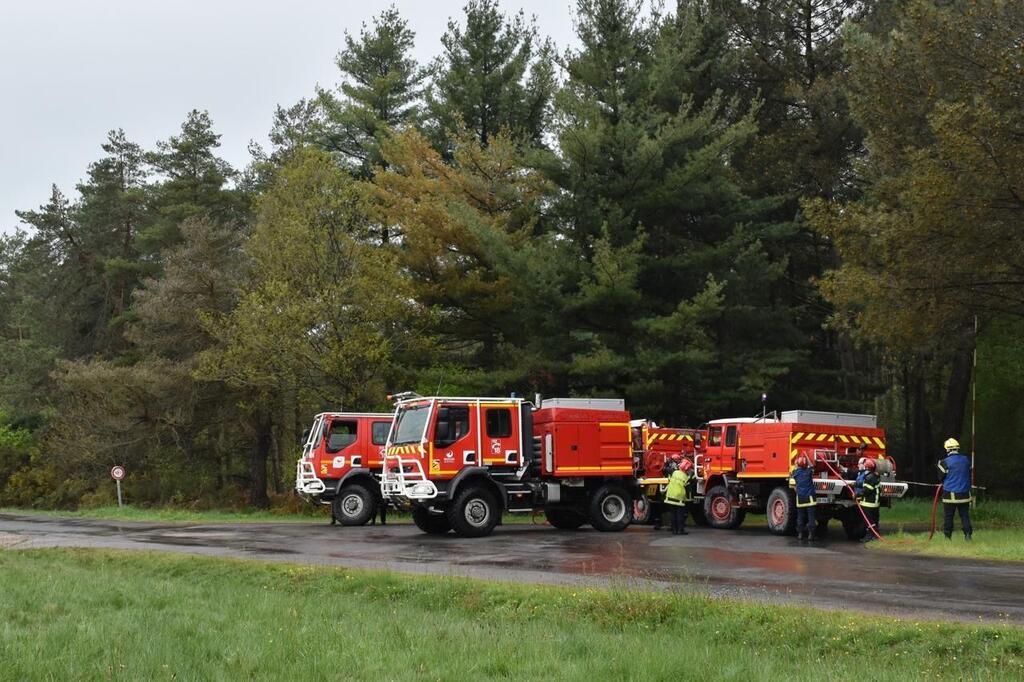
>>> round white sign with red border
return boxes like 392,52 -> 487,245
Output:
110,466 -> 126,481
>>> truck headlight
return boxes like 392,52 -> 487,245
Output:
411,483 -> 434,497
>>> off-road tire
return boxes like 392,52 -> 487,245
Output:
545,506 -> 588,530
704,484 -> 746,529
447,486 -> 501,538
332,483 -> 375,526
588,484 -> 632,532
766,486 -> 797,536
412,506 -> 452,535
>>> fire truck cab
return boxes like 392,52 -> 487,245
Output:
697,410 -> 909,538
295,411 -> 393,525
380,395 -> 638,537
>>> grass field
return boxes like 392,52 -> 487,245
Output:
1,548 -> 1022,681
869,499 -> 1024,562
734,498 -> 1024,562
0,504 -> 328,523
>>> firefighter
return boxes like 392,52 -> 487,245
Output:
938,438 -> 973,540
857,458 -> 881,542
789,455 -> 816,542
664,456 -> 695,535
651,454 -> 679,531
370,498 -> 388,526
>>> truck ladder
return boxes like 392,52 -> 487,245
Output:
295,458 -> 326,495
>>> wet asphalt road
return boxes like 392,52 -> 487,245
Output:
2,512 -> 1021,625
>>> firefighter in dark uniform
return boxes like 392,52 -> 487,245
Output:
857,457 -> 881,542
664,457 -> 695,535
938,437 -> 973,540
789,455 -> 816,542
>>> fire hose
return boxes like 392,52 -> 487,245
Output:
815,455 -> 885,542
927,484 -> 943,541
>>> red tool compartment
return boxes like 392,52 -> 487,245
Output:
532,406 -> 632,476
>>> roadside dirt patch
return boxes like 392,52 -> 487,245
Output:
0,532 -> 24,548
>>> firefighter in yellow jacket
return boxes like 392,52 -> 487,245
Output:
664,455 -> 695,535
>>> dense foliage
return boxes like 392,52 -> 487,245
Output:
1,0 -> 1020,507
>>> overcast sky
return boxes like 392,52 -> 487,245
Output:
0,0 -> 578,235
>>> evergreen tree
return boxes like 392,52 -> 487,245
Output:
370,128 -> 569,393
548,0 -> 811,422
807,0 -> 1024,479
316,7 -> 426,174
426,0 -> 555,149
144,110 -> 241,253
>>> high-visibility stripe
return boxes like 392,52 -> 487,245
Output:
557,466 -> 633,473
837,434 -> 849,443
599,422 -> 630,428
873,437 -> 885,449
794,432 -> 805,441
816,433 -> 828,442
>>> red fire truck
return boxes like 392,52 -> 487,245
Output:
697,411 -> 908,539
380,395 -> 637,537
295,411 -> 393,525
631,421 -> 703,523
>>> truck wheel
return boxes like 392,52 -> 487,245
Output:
412,506 -> 451,535
333,483 -> 375,526
448,486 -> 501,538
704,485 -> 746,529
588,484 -> 631,532
688,502 -> 709,527
766,487 -> 797,536
544,507 -> 587,530
841,509 -> 867,541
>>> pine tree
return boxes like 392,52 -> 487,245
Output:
316,7 -> 426,175
369,128 -> 568,393
144,110 -> 241,253
548,0 -> 812,422
426,0 -> 555,149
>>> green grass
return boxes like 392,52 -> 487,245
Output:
0,549 -> 1022,681
0,505 -> 328,523
878,529 -> 1024,562
867,499 -> 1024,562
880,498 -> 1024,530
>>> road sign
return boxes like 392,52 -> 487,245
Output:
111,466 -> 125,507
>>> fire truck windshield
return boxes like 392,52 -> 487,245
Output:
392,404 -> 430,445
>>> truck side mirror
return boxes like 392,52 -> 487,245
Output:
300,428 -> 311,445
434,421 -> 450,446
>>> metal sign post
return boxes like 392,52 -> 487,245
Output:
110,466 -> 125,507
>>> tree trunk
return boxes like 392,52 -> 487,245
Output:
270,426 -> 282,495
250,415 -> 271,509
940,344 -> 974,449
908,366 -> 932,486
